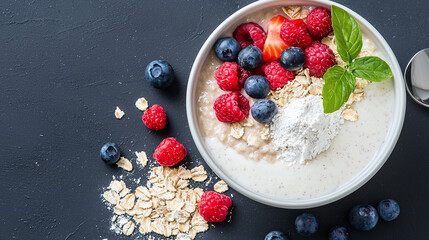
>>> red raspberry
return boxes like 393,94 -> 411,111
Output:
233,22 -> 267,50
142,105 -> 166,130
198,191 -> 232,222
263,61 -> 294,90
213,92 -> 250,123
237,66 -> 251,88
216,62 -> 250,91
153,137 -> 187,166
304,41 -> 336,78
306,7 -> 332,40
280,19 -> 312,50
250,65 -> 266,77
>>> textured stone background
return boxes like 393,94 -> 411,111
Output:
1,0 -> 428,239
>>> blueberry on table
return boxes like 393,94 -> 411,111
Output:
244,75 -> 270,99
328,226 -> 349,240
349,204 -> 379,231
377,199 -> 400,221
264,230 -> 288,240
100,142 -> 120,164
251,99 -> 278,124
145,60 -> 174,88
238,46 -> 263,70
295,213 -> 318,237
280,47 -> 306,71
214,37 -> 241,62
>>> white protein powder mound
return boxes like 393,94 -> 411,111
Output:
270,95 -> 344,165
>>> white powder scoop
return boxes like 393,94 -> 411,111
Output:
270,95 -> 344,165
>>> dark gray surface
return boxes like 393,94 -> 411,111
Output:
0,0 -> 428,239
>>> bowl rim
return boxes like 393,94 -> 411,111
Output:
186,0 -> 406,209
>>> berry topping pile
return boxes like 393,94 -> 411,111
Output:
263,15 -> 290,62
263,61 -> 295,90
304,41 -> 336,78
280,19 -> 312,50
233,22 -> 267,50
244,75 -> 270,99
251,99 -> 278,124
198,191 -> 232,222
280,46 -> 306,71
215,62 -> 241,91
212,6 -> 339,125
214,37 -> 242,62
306,7 -> 333,39
214,92 -> 250,123
238,46 -> 263,70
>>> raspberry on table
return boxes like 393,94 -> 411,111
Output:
263,61 -> 294,90
306,7 -> 332,40
280,19 -> 312,50
153,137 -> 187,166
216,62 -> 250,91
213,92 -> 250,123
142,104 -> 167,130
304,41 -> 336,78
233,22 -> 267,50
198,191 -> 232,222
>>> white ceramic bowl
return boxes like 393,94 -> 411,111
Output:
186,0 -> 406,209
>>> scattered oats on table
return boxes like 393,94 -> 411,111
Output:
135,151 -> 148,167
135,97 -> 149,111
116,157 -> 133,171
103,165 -> 210,239
214,180 -> 229,193
115,106 -> 125,119
122,220 -> 135,236
191,165 -> 208,182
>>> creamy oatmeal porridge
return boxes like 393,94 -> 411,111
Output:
196,6 -> 394,200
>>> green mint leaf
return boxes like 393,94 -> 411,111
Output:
350,56 -> 393,82
322,65 -> 356,113
331,5 -> 362,64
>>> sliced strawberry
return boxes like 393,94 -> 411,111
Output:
262,15 -> 290,62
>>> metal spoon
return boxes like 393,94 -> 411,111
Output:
404,48 -> 429,107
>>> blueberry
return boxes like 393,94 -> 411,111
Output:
214,37 -> 241,62
238,46 -> 262,70
295,213 -> 318,237
328,226 -> 349,240
100,142 -> 120,165
264,230 -> 288,240
349,205 -> 379,231
244,75 -> 270,99
251,99 -> 278,124
145,60 -> 174,88
377,199 -> 400,221
280,47 -> 306,71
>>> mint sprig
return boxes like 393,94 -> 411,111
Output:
322,5 -> 393,113
350,56 -> 393,82
331,5 -> 362,64
322,66 -> 355,113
